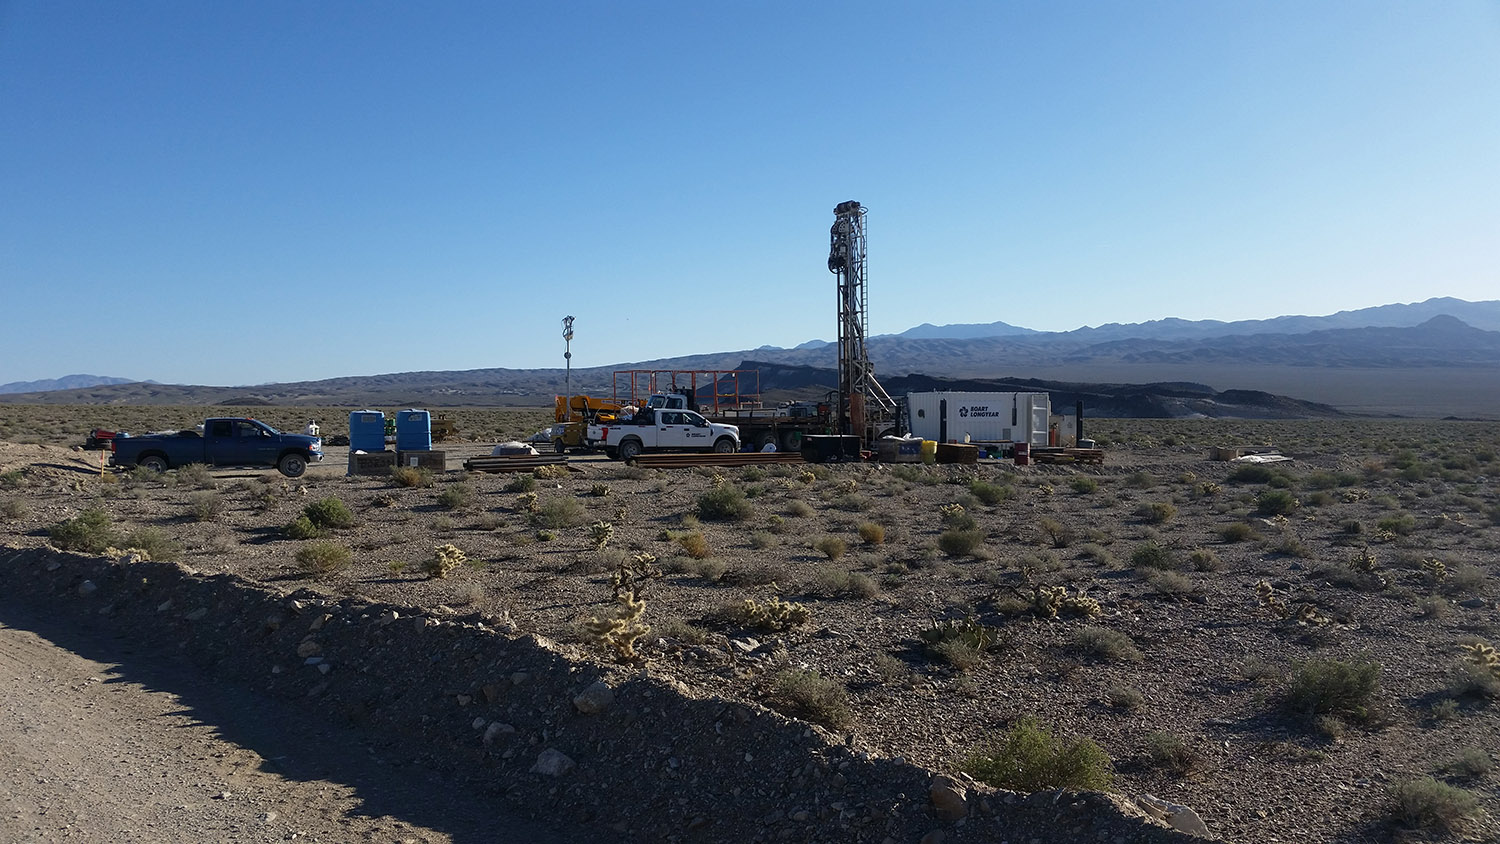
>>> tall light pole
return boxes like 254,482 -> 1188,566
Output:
562,316 -> 575,422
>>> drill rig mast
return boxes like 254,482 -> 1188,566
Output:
828,200 -> 896,442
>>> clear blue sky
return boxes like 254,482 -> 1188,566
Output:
3,1 -> 1497,386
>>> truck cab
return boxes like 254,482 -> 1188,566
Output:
586,408 -> 740,460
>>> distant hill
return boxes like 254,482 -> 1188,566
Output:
0,374 -> 141,394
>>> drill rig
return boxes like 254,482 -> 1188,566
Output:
828,200 -> 897,444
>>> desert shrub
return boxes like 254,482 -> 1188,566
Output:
296,541 -> 351,577
1069,476 -> 1098,494
675,531 -> 710,559
533,464 -> 568,480
1441,748 -> 1493,781
1077,542 -> 1114,566
0,468 -> 26,489
1141,568 -> 1195,596
0,497 -> 30,520
920,616 -> 1001,670
425,543 -> 467,578
1038,518 -> 1074,548
697,485 -> 753,522
47,508 -> 119,553
1105,684 -> 1145,710
1227,463 -> 1290,485
769,669 -> 851,729
1124,471 -> 1155,489
1256,489 -> 1298,516
1376,512 -> 1417,536
689,557 -> 727,581
1145,731 -> 1205,776
1073,626 -> 1143,663
285,514 -> 321,540
1283,657 -> 1381,721
390,466 -> 433,488
938,528 -> 985,557
857,522 -> 885,544
1441,563 -> 1488,596
503,474 -> 536,493
1188,548 -> 1222,571
121,526 -> 180,562
749,531 -> 776,550
813,536 -> 847,560
1388,777 -> 1481,833
785,499 -> 815,518
964,718 -> 1114,792
811,565 -> 878,598
1220,522 -> 1256,543
533,496 -> 585,529
185,491 -> 222,522
303,496 -> 356,529
437,483 -> 473,510
657,618 -> 711,645
174,463 -> 216,489
969,479 -> 1013,505
1269,530 -> 1311,558
1129,541 -> 1178,570
939,503 -> 978,531
1136,502 -> 1176,524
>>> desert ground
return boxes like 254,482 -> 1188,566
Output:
1,408 -> 1498,843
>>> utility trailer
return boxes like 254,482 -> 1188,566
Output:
903,391 -> 1052,450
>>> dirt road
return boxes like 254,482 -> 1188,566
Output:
0,598 -> 572,844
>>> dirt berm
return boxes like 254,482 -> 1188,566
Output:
1,546 -> 1207,843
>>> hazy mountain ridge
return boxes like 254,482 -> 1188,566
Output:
0,374 -> 141,394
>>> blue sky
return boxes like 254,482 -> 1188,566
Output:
2,1 -> 1497,386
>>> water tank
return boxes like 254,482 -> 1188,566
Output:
349,410 -> 386,453
395,409 -> 432,451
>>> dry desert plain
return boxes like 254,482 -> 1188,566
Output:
1,406 -> 1499,843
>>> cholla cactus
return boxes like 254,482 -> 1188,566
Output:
710,472 -> 727,488
590,483 -> 612,497
589,520 -> 614,550
426,543 -> 466,579
1256,580 -> 1288,617
1197,482 -> 1221,497
739,597 -> 811,631
1293,603 -> 1331,625
798,470 -> 816,485
1421,558 -> 1448,583
938,503 -> 966,525
1462,642 -> 1500,678
518,491 -> 539,513
1350,547 -> 1378,573
1061,593 -> 1103,618
1034,483 -> 1055,497
837,478 -> 858,494
585,591 -> 650,662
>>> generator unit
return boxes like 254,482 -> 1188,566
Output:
903,391 -> 1052,448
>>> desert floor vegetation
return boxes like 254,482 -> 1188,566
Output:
3,412 -> 1499,843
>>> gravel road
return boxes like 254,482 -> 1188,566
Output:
0,596 -> 573,844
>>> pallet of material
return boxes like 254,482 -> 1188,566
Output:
633,452 -> 807,469
462,454 -> 571,473
1031,448 -> 1105,465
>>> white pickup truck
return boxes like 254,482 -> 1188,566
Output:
586,407 -> 740,460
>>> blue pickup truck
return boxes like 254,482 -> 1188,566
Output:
109,417 -> 323,478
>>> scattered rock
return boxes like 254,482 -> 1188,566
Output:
511,671 -> 530,685
184,607 -> 208,621
77,580 -> 97,597
482,722 -> 516,745
530,748 -> 575,776
929,776 -> 968,822
296,639 -> 322,658
1135,793 -> 1212,838
573,681 -> 615,714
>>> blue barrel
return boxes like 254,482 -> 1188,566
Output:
395,409 -> 432,451
349,410 -> 386,452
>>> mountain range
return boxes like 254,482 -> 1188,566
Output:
4,298 -> 1497,417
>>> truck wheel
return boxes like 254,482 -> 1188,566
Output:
780,430 -> 804,452
713,437 -> 735,454
753,431 -> 777,451
618,439 -> 643,461
139,454 -> 168,473
277,453 -> 308,478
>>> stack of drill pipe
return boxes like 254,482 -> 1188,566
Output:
462,454 -> 571,473
633,452 -> 806,469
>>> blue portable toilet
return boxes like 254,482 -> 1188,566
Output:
349,410 -> 386,452
395,409 -> 432,451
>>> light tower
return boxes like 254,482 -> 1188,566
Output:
562,315 -> 575,420
827,201 -> 894,440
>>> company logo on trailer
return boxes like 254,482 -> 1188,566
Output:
959,405 -> 1000,419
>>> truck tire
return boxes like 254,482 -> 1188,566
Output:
780,429 -> 804,452
713,437 -> 735,454
277,453 -> 308,478
618,439 -> 643,462
752,431 -> 777,451
139,454 -> 169,473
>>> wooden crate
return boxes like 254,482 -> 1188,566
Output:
347,451 -> 397,476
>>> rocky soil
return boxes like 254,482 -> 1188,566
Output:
2,415 -> 1499,843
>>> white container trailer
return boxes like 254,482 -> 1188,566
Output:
904,391 -> 1052,447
